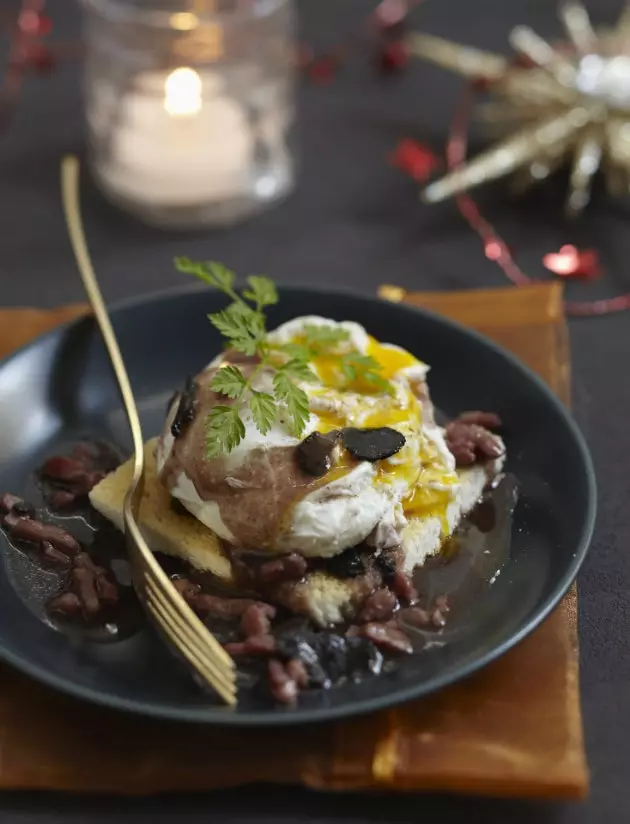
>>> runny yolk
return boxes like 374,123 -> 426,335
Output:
366,337 -> 419,379
361,405 -> 411,429
286,328 -> 456,530
402,461 -> 460,533
308,336 -> 423,393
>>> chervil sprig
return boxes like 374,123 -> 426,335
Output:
175,258 -> 315,456
340,352 -> 393,394
175,258 -> 393,457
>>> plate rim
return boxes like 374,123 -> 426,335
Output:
0,284 -> 597,726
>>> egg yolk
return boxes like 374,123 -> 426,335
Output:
288,330 -> 457,531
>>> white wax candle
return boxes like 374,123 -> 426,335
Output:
102,68 -> 255,207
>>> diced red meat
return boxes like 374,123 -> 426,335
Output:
358,588 -> 398,623
268,659 -> 298,705
41,541 -> 72,568
286,658 -> 309,688
71,567 -> 101,618
257,553 -> 308,584
391,570 -> 418,604
3,514 -> 81,556
225,635 -> 277,656
241,603 -> 272,637
456,411 -> 502,430
48,592 -> 83,618
359,622 -> 413,654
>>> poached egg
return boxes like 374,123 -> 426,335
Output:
156,316 -> 460,557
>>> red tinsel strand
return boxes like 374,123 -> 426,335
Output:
447,84 -> 630,317
1,0 -> 52,129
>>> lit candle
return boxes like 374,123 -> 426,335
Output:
100,66 -> 255,208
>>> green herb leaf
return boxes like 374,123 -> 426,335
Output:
243,276 -> 278,309
175,260 -> 394,456
285,384 -> 311,437
302,324 -> 350,348
175,258 -> 237,295
208,304 -> 249,341
274,342 -> 311,362
210,366 -> 247,399
207,304 -> 261,356
341,353 -> 393,394
274,372 -> 310,436
205,405 -> 246,458
250,391 -> 276,435
280,358 -> 319,383
363,372 -> 393,393
340,359 -> 357,382
240,304 -> 267,342
206,262 -> 237,293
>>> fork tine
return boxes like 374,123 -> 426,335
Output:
142,567 -> 235,670
143,574 -> 236,683
146,607 -> 236,707
144,588 -> 236,692
126,513 -> 235,672
145,591 -> 237,705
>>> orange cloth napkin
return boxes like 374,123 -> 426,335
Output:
0,283 -> 587,798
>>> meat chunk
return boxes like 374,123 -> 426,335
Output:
358,588 -> 398,623
38,442 -> 118,509
456,411 -> 502,430
225,635 -> 277,656
358,622 -> 413,654
397,606 -> 431,628
286,658 -> 309,688
2,514 -> 81,556
193,593 -> 276,620
0,493 -> 33,515
41,541 -> 72,568
241,603 -> 273,637
48,592 -> 83,618
268,659 -> 299,706
71,567 -> 101,619
445,420 -> 504,467
391,570 -> 418,604
257,553 -> 308,584
171,577 -> 201,602
63,554 -> 121,619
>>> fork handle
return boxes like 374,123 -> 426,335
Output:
61,156 -> 145,493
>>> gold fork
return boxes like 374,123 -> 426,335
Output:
60,155 -> 237,707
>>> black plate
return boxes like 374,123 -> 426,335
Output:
0,285 -> 596,726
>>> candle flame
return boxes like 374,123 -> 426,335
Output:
164,67 -> 202,117
170,12 -> 199,31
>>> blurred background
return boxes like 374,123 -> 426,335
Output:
0,0 -> 625,314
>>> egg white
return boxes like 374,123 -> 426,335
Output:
157,316 -> 460,557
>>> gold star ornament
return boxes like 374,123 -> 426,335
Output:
409,2 -> 630,216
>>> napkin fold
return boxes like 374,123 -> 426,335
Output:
0,283 -> 587,798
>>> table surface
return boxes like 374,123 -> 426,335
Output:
1,0 -> 628,822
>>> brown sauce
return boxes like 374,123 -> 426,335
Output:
0,441 -> 518,700
403,474 -> 518,648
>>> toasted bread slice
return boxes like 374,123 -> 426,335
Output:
89,439 -> 232,582
90,438 -> 504,625
266,455 -> 504,625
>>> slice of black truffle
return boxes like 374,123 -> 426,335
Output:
296,431 -> 341,477
171,377 -> 197,438
341,427 -> 405,462
325,545 -> 366,578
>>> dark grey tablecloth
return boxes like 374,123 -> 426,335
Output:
0,0 -> 628,821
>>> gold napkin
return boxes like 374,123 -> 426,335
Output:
0,283 -> 587,798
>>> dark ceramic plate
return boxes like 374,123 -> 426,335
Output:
0,285 -> 595,726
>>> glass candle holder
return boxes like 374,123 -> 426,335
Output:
80,0 -> 296,229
